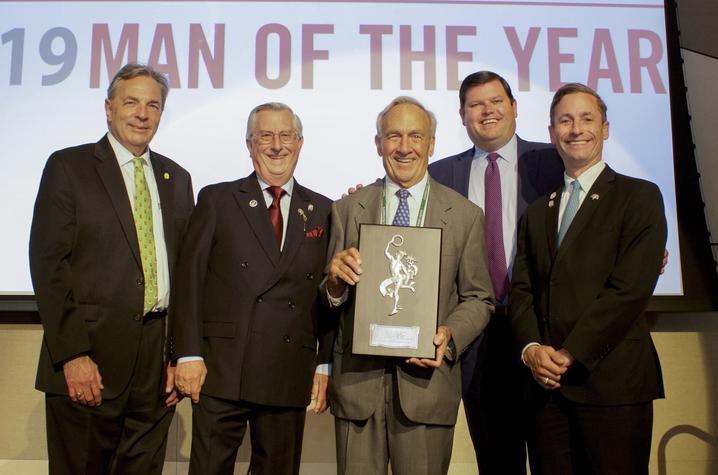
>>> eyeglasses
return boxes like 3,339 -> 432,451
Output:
253,131 -> 299,144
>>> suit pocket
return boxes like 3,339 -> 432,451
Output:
203,321 -> 236,338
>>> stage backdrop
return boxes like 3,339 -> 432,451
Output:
1,0 -> 681,295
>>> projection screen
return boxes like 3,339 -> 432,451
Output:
1,0 -> 681,295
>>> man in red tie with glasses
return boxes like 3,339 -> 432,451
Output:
171,102 -> 334,475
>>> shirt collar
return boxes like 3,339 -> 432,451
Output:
563,160 -> 606,192
384,170 -> 429,200
107,132 -> 150,167
256,174 -> 295,197
472,133 -> 518,165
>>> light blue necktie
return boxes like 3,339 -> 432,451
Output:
558,180 -> 582,246
392,189 -> 411,226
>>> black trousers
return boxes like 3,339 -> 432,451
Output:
189,394 -> 306,475
461,308 -> 528,475
527,392 -> 654,475
45,315 -> 174,475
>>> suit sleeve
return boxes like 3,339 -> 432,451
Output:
562,183 -> 667,371
444,207 -> 495,354
170,186 -> 217,358
319,200 -> 348,307
316,206 -> 337,364
29,153 -> 91,365
509,212 -> 543,357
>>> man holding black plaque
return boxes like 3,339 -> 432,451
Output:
323,96 -> 494,474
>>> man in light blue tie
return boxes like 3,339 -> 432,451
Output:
322,96 -> 494,474
510,83 -> 667,475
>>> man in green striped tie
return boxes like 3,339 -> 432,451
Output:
30,63 -> 195,475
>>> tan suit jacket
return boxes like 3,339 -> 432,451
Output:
324,176 -> 494,426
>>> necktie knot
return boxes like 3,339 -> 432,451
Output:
570,179 -> 582,193
396,188 -> 410,200
486,152 -> 500,163
267,185 -> 285,201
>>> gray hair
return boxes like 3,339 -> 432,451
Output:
375,96 -> 437,136
246,102 -> 304,139
107,63 -> 169,110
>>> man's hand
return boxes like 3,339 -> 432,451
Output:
327,247 -> 362,297
63,355 -> 103,406
341,183 -> 364,198
175,360 -> 207,403
523,344 -> 570,389
164,364 -> 181,407
310,373 -> 329,414
407,325 -> 452,369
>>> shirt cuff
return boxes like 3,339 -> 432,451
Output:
520,342 -> 540,366
177,356 -> 204,364
315,363 -> 332,375
326,286 -> 349,307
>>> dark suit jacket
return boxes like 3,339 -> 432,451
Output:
171,173 -> 333,408
427,137 -> 564,218
30,135 -> 195,398
323,177 -> 494,425
509,165 -> 666,405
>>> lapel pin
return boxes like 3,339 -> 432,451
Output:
308,203 -> 314,212
591,194 -> 599,200
249,199 -> 258,208
549,192 -> 557,200
548,200 -> 554,208
298,208 -> 308,222
163,172 -> 170,180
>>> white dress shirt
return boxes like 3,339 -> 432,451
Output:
468,134 -> 519,281
384,172 -> 430,226
557,160 -> 606,232
107,132 -> 170,311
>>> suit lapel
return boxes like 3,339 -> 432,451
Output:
545,184 -> 562,258
94,136 -> 142,270
274,182 -> 312,277
517,137 -> 538,220
354,182 -> 383,241
452,148 -> 473,198
424,177 -> 450,229
556,166 -> 616,255
233,174 -> 281,266
151,153 -> 177,268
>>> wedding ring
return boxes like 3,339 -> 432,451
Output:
76,392 -> 84,398
543,377 -> 550,385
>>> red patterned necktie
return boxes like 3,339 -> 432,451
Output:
485,153 -> 508,301
267,186 -> 286,248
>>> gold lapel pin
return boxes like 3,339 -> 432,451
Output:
298,208 -> 308,222
249,199 -> 258,208
548,200 -> 554,208
550,192 -> 557,200
163,172 -> 170,180
591,194 -> 599,200
308,203 -> 314,212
